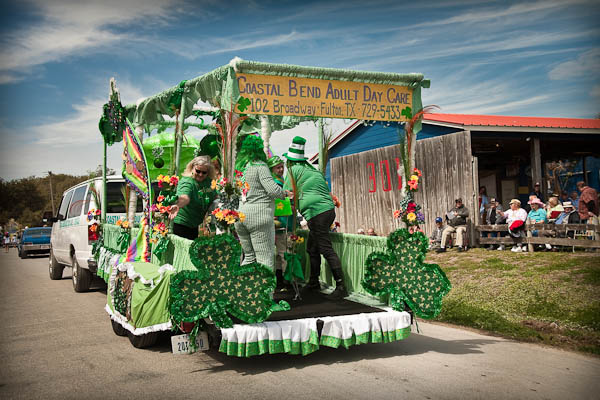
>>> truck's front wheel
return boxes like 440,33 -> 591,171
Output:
49,249 -> 64,280
72,256 -> 91,292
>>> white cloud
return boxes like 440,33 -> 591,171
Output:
0,0 -> 182,83
548,48 -> 600,80
0,78 -> 163,180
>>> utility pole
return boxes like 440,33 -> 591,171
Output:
47,171 -> 56,215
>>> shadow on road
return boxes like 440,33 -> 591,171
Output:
190,333 -> 500,374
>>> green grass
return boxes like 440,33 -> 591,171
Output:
426,248 -> 600,356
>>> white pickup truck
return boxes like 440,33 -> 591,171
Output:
48,175 -> 143,292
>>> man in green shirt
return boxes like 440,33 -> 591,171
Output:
283,136 -> 347,300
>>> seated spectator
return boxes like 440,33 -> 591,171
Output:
556,201 -> 581,226
553,201 -> 582,244
546,196 -> 564,222
527,197 -> 548,251
436,198 -> 469,253
500,199 -> 527,252
366,228 -> 377,236
570,191 -> 580,209
429,217 -> 444,250
527,197 -> 547,225
576,181 -> 599,223
484,198 -> 506,250
357,228 -> 365,235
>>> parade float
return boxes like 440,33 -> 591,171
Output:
94,58 -> 450,356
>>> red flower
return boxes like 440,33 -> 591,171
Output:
393,210 -> 401,218
407,202 -> 416,212
413,168 -> 422,177
408,179 -> 418,191
170,176 -> 179,185
234,170 -> 243,178
157,195 -> 165,202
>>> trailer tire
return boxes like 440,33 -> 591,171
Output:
49,249 -> 64,280
127,331 -> 159,349
111,319 -> 128,336
72,256 -> 91,292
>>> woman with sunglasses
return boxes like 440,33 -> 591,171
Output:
168,156 -> 216,240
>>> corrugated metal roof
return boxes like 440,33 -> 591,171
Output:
423,113 -> 600,129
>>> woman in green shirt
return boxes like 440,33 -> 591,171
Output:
283,136 -> 347,300
168,156 -> 216,240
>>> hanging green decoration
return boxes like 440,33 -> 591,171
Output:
362,229 -> 451,319
167,80 -> 187,111
170,233 -> 283,329
98,98 -> 126,145
152,146 -> 165,168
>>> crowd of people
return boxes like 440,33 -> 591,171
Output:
428,181 -> 598,253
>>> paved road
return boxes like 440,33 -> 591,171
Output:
1,251 -> 599,400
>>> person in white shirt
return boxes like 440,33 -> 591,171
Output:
499,198 -> 528,252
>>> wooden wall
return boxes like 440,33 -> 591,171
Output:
330,131 -> 478,242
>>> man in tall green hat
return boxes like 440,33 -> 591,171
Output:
283,136 -> 347,300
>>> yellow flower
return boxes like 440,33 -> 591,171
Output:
157,174 -> 164,181
276,202 -> 284,210
211,179 -> 217,189
297,237 -> 304,244
410,175 -> 419,182
214,211 -> 224,220
238,212 -> 246,222
407,212 -> 416,222
225,215 -> 236,225
237,180 -> 243,188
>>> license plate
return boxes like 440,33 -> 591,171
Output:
41,245 -> 50,249
171,332 -> 209,355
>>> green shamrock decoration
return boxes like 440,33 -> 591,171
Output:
237,96 -> 251,113
170,233 -> 283,329
362,229 -> 451,319
401,106 -> 412,120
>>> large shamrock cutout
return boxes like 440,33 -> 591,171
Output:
170,233 -> 279,329
362,229 -> 451,319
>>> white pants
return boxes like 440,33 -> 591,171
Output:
441,225 -> 466,248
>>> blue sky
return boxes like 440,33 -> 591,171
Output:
0,0 -> 599,180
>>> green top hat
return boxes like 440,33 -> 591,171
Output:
267,155 -> 284,169
283,136 -> 308,161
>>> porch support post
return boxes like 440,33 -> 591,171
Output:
530,138 -> 542,194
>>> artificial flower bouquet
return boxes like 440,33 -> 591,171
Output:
210,208 -> 246,231
115,218 -> 132,253
393,168 -> 425,229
